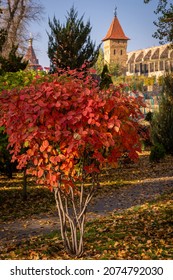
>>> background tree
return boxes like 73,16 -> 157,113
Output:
0,45 -> 28,74
94,48 -> 104,75
0,0 -> 6,52
144,0 -> 173,45
0,127 -> 15,178
0,0 -> 44,58
151,74 -> 173,155
0,29 -> 7,53
100,64 -> 113,89
109,62 -> 122,76
47,6 -> 100,72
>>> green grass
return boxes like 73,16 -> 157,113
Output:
0,174 -> 56,221
0,152 -> 173,259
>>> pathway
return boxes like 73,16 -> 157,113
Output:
0,176 -> 173,249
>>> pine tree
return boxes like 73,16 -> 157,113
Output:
47,6 -> 100,72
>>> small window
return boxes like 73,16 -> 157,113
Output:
120,50 -> 123,55
114,49 -> 116,55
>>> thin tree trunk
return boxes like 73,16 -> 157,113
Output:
54,174 -> 98,257
22,167 -> 27,200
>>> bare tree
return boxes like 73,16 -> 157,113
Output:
0,0 -> 44,57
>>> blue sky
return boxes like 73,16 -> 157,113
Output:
29,0 -> 171,67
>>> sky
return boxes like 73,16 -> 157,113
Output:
29,0 -> 171,68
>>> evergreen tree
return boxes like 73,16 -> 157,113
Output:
47,6 -> 100,72
0,45 -> 28,74
100,64 -> 113,89
151,74 -> 173,154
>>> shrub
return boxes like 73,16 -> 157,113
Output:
138,120 -> 151,150
0,70 -> 46,91
100,64 -> 112,89
145,111 -> 153,122
0,67 -> 144,256
149,143 -> 166,162
151,74 -> 173,154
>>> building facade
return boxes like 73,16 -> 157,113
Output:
127,44 -> 173,77
102,10 -> 129,74
103,12 -> 173,77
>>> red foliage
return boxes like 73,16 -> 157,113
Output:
0,69 -> 144,191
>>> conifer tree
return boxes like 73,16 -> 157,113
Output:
0,45 -> 28,74
47,6 -> 100,72
151,74 -> 173,154
100,64 -> 113,89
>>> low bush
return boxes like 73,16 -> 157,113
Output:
149,143 -> 166,162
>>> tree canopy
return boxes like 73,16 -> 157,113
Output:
144,0 -> 173,45
47,6 -> 100,72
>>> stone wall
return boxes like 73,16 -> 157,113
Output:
127,44 -> 173,77
103,39 -> 128,73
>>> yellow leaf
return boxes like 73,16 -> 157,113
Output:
114,241 -> 119,248
23,140 -> 29,148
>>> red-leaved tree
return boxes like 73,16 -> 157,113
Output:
0,68 -> 144,256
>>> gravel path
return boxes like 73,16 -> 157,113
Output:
0,175 -> 173,247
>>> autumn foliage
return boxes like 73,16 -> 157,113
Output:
0,67 -> 144,255
0,69 -> 142,186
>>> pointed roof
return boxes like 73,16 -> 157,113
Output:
24,37 -> 39,65
102,16 -> 129,41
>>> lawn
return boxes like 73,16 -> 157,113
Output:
0,152 -> 173,259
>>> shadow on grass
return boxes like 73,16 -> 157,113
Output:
0,191 -> 172,260
1,153 -> 173,221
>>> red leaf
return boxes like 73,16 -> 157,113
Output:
38,169 -> 44,178
55,101 -> 61,108
0,67 -> 143,193
40,140 -> 49,152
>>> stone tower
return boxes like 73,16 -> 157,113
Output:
102,7 -> 129,73
24,35 -> 42,70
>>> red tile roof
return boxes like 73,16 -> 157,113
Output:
102,16 -> 130,41
24,38 -> 39,65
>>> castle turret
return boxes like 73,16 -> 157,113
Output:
102,7 -> 129,73
24,34 -> 42,70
